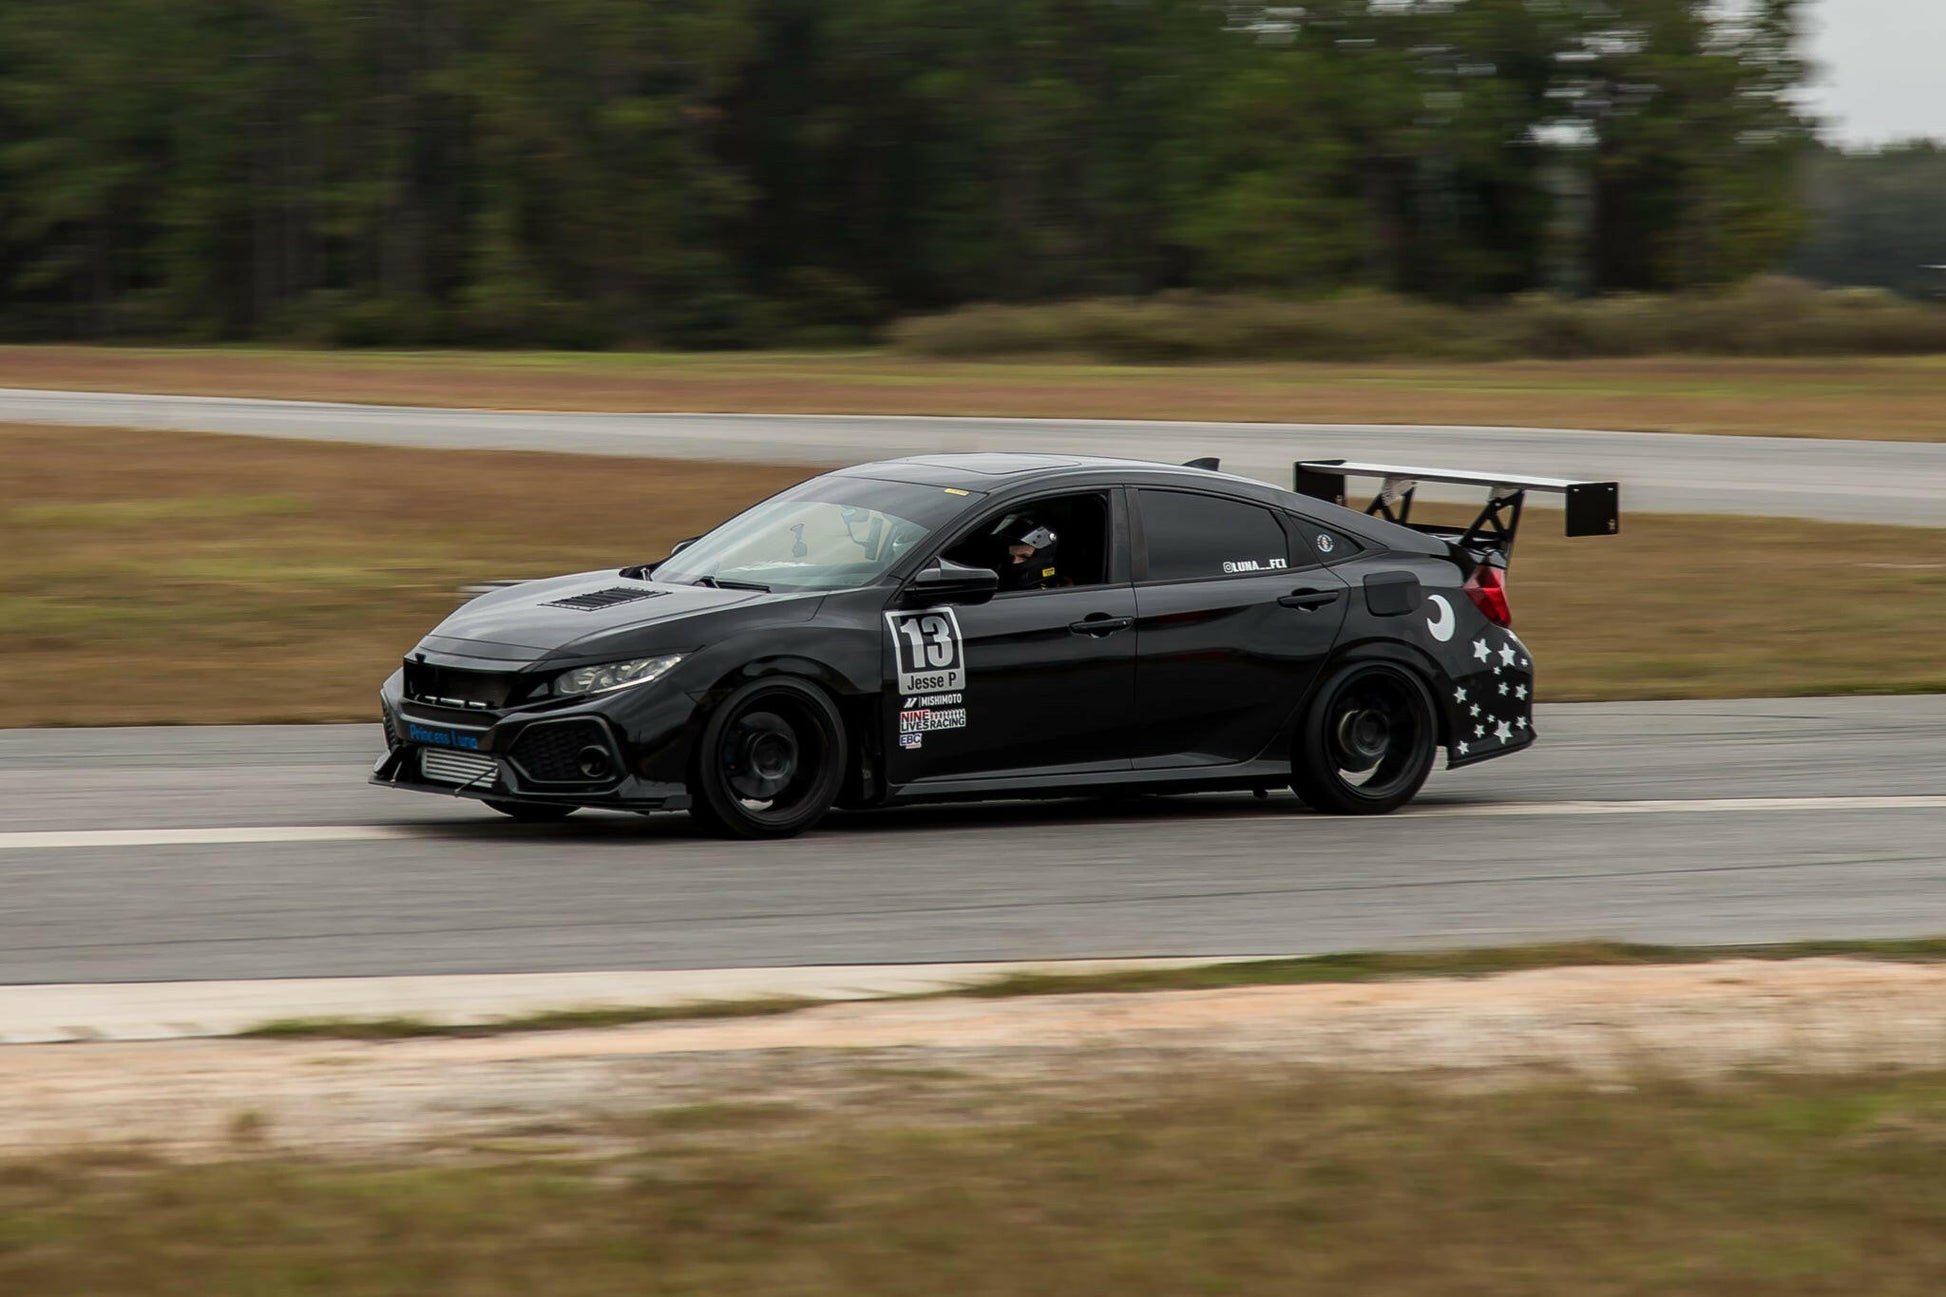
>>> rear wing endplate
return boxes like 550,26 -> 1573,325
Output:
1292,460 -> 1619,556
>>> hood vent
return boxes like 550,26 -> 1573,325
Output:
542,587 -> 667,611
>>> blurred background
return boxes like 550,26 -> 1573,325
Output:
0,0 -> 1940,352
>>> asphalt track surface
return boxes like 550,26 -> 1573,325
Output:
3,698 -> 1942,985
5,387 -> 1945,525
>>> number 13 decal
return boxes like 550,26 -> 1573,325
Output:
898,615 -> 955,668
886,608 -> 966,693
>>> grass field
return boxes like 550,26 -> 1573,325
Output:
4,344 -> 1946,441
4,422 -> 1942,725
8,1070 -> 1946,1294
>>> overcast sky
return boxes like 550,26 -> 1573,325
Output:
1804,0 -> 1946,144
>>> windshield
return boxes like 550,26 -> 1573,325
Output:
655,475 -> 979,593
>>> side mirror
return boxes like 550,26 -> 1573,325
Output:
904,558 -> 999,607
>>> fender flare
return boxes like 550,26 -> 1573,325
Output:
689,655 -> 879,805
1302,639 -> 1456,751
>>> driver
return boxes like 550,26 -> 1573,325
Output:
987,513 -> 1062,591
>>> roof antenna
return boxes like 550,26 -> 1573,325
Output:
1181,457 -> 1220,471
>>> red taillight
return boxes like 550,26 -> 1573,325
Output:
1463,563 -> 1511,627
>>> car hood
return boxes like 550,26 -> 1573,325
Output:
416,571 -> 769,659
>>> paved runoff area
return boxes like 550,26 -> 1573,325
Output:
0,697 -> 1943,1041
5,387 -> 1946,524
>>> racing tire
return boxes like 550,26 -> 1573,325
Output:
688,678 -> 847,840
1289,662 -> 1439,815
483,799 -> 578,823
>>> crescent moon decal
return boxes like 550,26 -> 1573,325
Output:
1425,594 -> 1456,642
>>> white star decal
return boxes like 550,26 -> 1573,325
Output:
1519,657 -> 1529,668
1472,639 -> 1490,662
1469,703 -> 1481,718
1498,643 -> 1518,667
1457,741 -> 1470,756
1515,684 -> 1527,701
1498,682 -> 1508,696
1474,724 -> 1485,738
1516,716 -> 1528,730
1493,666 -> 1502,676
1495,720 -> 1513,742
1454,687 -> 1468,704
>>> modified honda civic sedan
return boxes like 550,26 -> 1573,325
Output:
372,453 -> 1617,837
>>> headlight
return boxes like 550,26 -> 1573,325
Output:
553,655 -> 683,698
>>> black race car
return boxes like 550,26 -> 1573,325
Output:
372,454 -> 1618,838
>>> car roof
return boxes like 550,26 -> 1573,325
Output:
836,452 -> 1271,494
831,453 -> 1442,554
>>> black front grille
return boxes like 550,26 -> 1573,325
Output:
403,661 -> 522,711
509,719 -> 613,783
543,587 -> 666,611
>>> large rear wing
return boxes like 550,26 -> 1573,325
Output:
1292,460 -> 1619,557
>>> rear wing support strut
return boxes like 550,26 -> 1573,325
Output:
1292,460 -> 1619,557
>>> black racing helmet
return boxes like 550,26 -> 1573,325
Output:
989,513 -> 1059,590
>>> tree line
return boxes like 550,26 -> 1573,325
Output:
0,0 -> 1816,347
1793,142 -> 1946,300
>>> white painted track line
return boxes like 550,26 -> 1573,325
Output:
4,795 -> 1945,851
1402,795 -> 1946,819
0,826 -> 416,851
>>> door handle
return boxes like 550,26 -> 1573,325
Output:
1278,588 -> 1342,611
1069,614 -> 1134,637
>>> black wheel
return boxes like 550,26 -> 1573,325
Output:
1290,663 -> 1439,815
688,679 -> 846,839
483,799 -> 578,823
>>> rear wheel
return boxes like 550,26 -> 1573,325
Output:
483,799 -> 577,823
1290,663 -> 1438,815
688,679 -> 846,839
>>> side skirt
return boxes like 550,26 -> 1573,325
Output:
885,757 -> 1293,805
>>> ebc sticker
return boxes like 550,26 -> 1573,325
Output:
886,608 -> 967,695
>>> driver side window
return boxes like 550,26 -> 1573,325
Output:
941,492 -> 1111,593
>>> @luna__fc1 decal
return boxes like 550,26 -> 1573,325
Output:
1450,631 -> 1531,758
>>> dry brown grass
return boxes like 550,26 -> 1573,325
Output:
1488,508 -> 1946,700
0,423 -> 808,725
7,1071 -> 1946,1295
2,422 -> 1940,725
4,344 -> 1946,440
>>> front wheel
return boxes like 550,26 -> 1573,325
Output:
1290,663 -> 1438,815
688,679 -> 847,839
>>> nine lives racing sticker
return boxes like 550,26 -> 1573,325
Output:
900,704 -> 968,735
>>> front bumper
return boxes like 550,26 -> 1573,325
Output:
372,673 -> 694,812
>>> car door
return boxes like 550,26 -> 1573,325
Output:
1129,487 -> 1349,768
887,490 -> 1136,786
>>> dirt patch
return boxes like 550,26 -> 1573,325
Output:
7,959 -> 1945,1161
